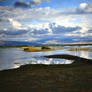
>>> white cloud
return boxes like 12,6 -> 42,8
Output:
24,37 -> 39,41
3,28 -> 8,31
8,18 -> 28,30
78,3 -> 92,14
79,3 -> 88,9
65,31 -> 92,37
31,0 -> 50,4
32,0 -> 42,4
29,24 -> 44,29
9,18 -> 22,28
48,28 -> 53,34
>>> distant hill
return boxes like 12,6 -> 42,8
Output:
0,41 -> 42,47
0,38 -> 92,47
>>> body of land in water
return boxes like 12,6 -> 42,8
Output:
0,44 -> 92,92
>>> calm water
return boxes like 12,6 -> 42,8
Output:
0,46 -> 92,71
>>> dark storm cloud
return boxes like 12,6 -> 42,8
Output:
49,23 -> 81,34
14,2 -> 30,8
14,0 -> 40,8
87,30 -> 92,33
0,0 -> 10,3
0,0 -> 42,8
0,30 -> 28,35
14,0 -> 46,8
0,18 -> 2,21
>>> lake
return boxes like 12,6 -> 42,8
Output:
0,45 -> 92,71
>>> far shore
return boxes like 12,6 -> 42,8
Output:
0,44 -> 92,52
0,43 -> 92,48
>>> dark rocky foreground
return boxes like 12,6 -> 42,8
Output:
0,54 -> 92,92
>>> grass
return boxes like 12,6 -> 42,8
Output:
35,44 -> 92,47
22,47 -> 41,52
22,46 -> 62,52
67,48 -> 92,52
0,46 -> 61,52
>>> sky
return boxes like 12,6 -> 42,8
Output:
0,0 -> 92,44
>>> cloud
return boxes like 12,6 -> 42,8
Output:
65,33 -> 92,37
0,0 -> 11,3
79,3 -> 88,9
14,2 -> 31,8
42,40 -> 60,45
58,3 -> 92,15
0,6 -> 91,32
0,21 -> 82,37
14,0 -> 50,8
32,0 -> 50,4
0,0 -> 50,8
64,29 -> 92,37
88,30 -> 92,33
24,37 -> 39,41
32,0 -> 42,4
8,18 -> 28,30
0,18 -> 3,22
0,30 -> 28,35
49,23 -> 81,34
72,3 -> 92,14
0,2 -> 92,42
0,5 -> 91,24
9,18 -> 22,28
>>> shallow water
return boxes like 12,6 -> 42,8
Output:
0,45 -> 92,71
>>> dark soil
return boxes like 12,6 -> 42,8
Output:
0,54 -> 92,92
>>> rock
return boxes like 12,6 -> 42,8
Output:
41,46 -> 51,50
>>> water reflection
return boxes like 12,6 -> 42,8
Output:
29,58 -> 73,65
0,46 -> 92,71
69,50 -> 92,59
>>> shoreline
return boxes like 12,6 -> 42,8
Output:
44,54 -> 92,64
0,53 -> 92,72
0,54 -> 92,92
0,47 -> 92,92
